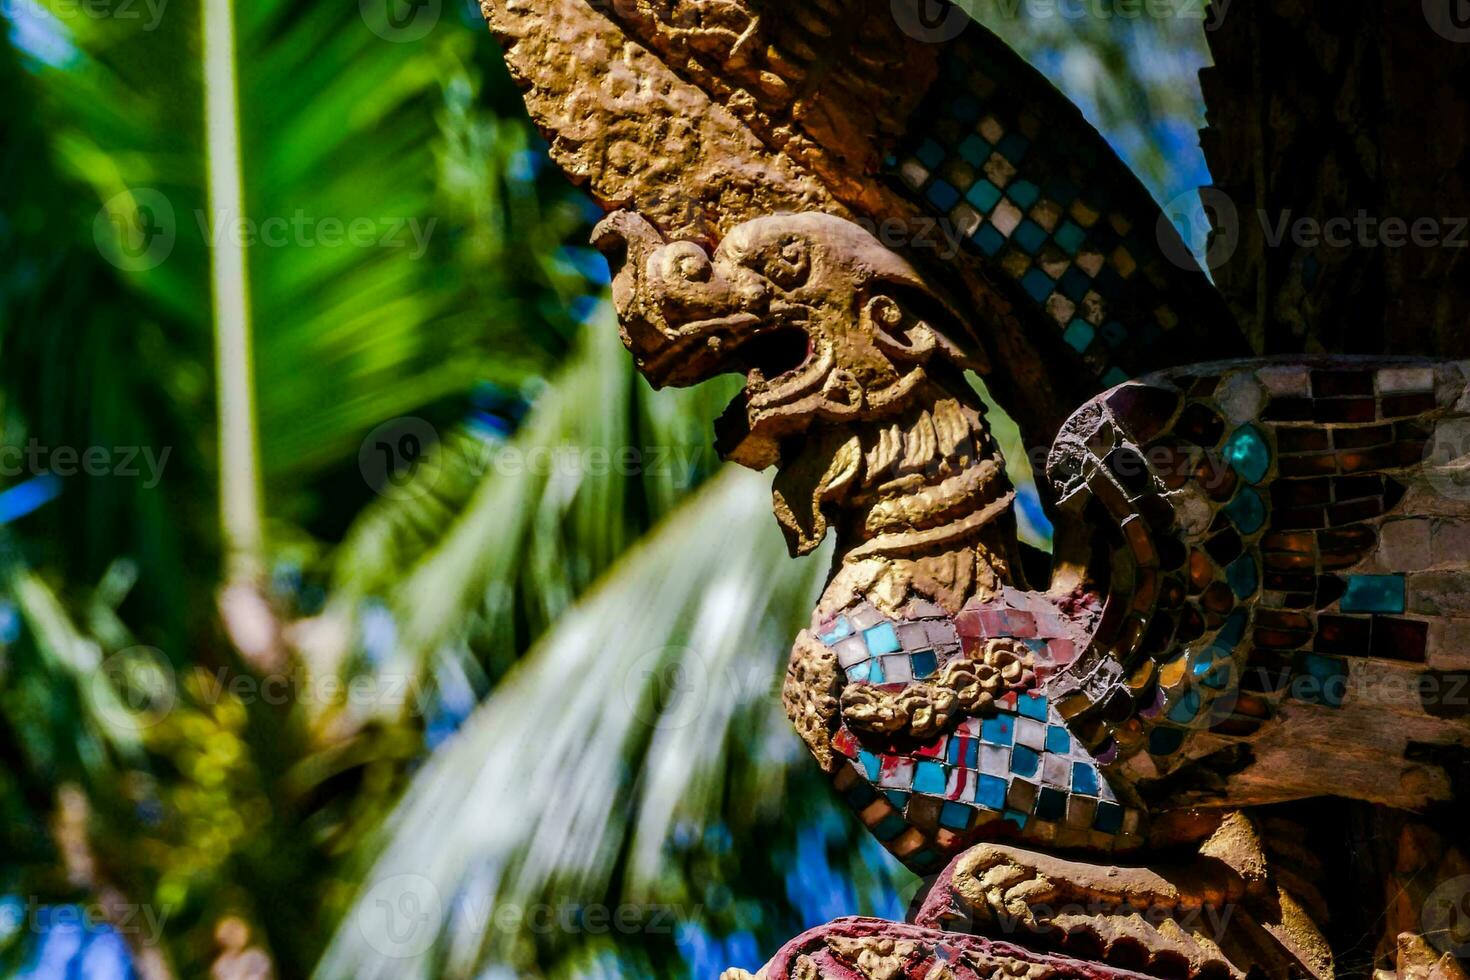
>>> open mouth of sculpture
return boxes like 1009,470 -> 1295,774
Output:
730,326 -> 811,389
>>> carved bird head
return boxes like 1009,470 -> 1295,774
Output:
592,210 -> 986,470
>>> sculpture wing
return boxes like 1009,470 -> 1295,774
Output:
480,0 -> 1247,450
1045,357 -> 1470,811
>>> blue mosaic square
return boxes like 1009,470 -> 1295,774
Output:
819,616 -> 851,645
1102,367 -> 1130,388
928,180 -> 961,211
872,812 -> 907,841
843,780 -> 876,809
1014,219 -> 1048,255
1007,179 -> 1040,209
948,737 -> 978,768
847,661 -> 872,683
1058,266 -> 1092,302
1224,487 -> 1266,534
1217,609 -> 1248,648
981,715 -> 1014,746
884,790 -> 910,809
1010,744 -> 1039,778
864,622 -> 900,655
1021,268 -> 1055,303
997,132 -> 1028,162
1093,801 -> 1124,833
1054,220 -> 1086,254
912,650 -> 938,679
958,135 -> 990,169
1017,694 -> 1048,721
914,760 -> 947,795
1002,809 -> 1029,830
1071,762 -> 1100,796
867,658 -> 887,684
965,178 -> 1002,212
858,749 -> 881,782
1227,556 -> 1258,598
976,774 -> 1008,810
1292,652 -> 1348,708
1063,319 -> 1095,353
939,800 -> 973,831
973,223 -> 1007,256
1045,725 -> 1071,754
1035,787 -> 1066,821
1341,575 -> 1407,614
916,138 -> 946,169
1167,689 -> 1201,724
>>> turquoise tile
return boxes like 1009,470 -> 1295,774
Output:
1035,787 -> 1066,820
1014,219 -> 1048,255
1071,762 -> 1100,796
912,650 -> 938,678
868,658 -> 886,684
959,134 -> 991,167
1002,809 -> 1029,829
864,622 -> 900,654
914,760 -> 947,795
1054,220 -> 1086,255
939,800 -> 973,830
1167,688 -> 1201,723
917,138 -> 945,168
1223,424 -> 1271,484
1292,653 -> 1348,708
1045,725 -> 1070,754
872,812 -> 906,840
1063,319 -> 1095,353
884,790 -> 910,809
965,178 -> 1002,212
949,95 -> 981,123
997,132 -> 1028,162
847,661 -> 871,683
1007,179 -> 1040,209
976,774 -> 1008,810
948,736 -> 977,767
1102,367 -> 1130,387
973,224 -> 1006,256
1021,267 -> 1055,303
1341,575 -> 1407,614
1217,609 -> 1248,648
858,749 -> 881,782
819,616 -> 852,645
1223,487 -> 1266,533
1227,554 -> 1259,598
1101,321 -> 1127,348
1017,693 -> 1048,720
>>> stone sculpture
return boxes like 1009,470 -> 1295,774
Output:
480,1 -> 1470,975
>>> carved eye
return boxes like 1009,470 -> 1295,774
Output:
763,235 -> 810,289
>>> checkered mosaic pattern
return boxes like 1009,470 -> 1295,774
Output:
1045,360 -> 1453,783
821,599 -> 1141,872
886,40 -> 1225,389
